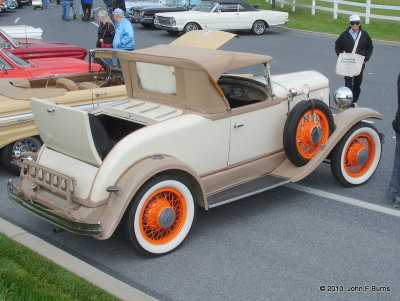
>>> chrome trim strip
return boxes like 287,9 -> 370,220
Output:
7,181 -> 102,236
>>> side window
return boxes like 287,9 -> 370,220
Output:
136,62 -> 176,95
219,4 -> 238,12
0,37 -> 10,48
0,58 -> 12,70
237,4 -> 245,11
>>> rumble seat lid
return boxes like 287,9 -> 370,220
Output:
30,98 -> 102,167
169,30 -> 237,50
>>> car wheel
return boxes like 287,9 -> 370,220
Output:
283,99 -> 335,167
251,20 -> 266,35
0,136 -> 42,175
124,174 -> 196,256
183,22 -> 200,33
330,122 -> 381,187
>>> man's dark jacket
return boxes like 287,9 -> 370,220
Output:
335,26 -> 373,62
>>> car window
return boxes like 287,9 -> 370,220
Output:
0,57 -> 13,70
192,1 -> 215,12
136,62 -> 177,95
219,4 -> 238,12
0,29 -> 20,47
2,49 -> 29,67
238,4 -> 246,11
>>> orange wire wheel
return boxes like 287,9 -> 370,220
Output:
283,100 -> 335,167
330,122 -> 382,187
295,109 -> 330,160
125,176 -> 196,256
139,187 -> 187,245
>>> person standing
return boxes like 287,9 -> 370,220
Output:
82,0 -> 93,21
386,73 -> 400,208
97,10 -> 115,48
112,0 -> 126,13
335,14 -> 373,106
112,8 -> 134,50
61,0 -> 72,20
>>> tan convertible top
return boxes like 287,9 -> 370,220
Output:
119,45 -> 272,82
118,45 -> 272,113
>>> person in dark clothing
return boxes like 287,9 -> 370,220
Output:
335,14 -> 373,106
386,73 -> 400,208
82,0 -> 93,21
112,0 -> 126,13
96,10 -> 115,48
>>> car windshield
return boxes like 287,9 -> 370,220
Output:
192,1 -> 215,12
0,29 -> 20,48
165,0 -> 186,6
1,49 -> 29,67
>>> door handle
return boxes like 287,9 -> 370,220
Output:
234,122 -> 244,129
95,92 -> 107,97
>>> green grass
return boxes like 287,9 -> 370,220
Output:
249,0 -> 400,41
0,233 -> 119,301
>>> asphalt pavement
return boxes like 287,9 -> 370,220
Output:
1,3 -> 400,301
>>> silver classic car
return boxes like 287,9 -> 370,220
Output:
8,31 -> 382,256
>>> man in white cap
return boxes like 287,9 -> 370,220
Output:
112,8 -> 135,50
335,14 -> 373,107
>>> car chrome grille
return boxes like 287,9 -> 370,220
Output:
133,11 -> 141,18
156,16 -> 173,26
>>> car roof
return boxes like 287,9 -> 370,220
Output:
204,0 -> 258,11
122,44 -> 272,81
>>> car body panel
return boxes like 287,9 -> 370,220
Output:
0,29 -> 87,60
0,49 -> 99,78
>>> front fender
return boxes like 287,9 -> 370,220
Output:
98,154 -> 205,239
272,107 -> 382,181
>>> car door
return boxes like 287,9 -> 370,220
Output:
211,3 -> 241,30
228,103 -> 286,165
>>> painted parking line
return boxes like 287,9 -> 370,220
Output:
14,17 -> 20,23
287,183 -> 400,218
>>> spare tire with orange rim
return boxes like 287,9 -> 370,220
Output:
283,99 -> 335,167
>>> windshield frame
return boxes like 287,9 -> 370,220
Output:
192,1 -> 217,12
0,29 -> 21,48
1,49 -> 29,67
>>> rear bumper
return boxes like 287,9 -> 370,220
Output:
8,180 -> 102,236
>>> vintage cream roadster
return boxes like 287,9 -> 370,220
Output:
8,31 -> 382,256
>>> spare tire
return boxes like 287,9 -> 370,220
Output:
283,99 -> 335,167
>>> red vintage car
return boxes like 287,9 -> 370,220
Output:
0,48 -> 101,78
0,29 -> 87,60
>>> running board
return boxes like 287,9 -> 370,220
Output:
207,174 -> 291,208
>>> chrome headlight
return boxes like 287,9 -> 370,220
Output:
334,87 -> 353,109
171,17 -> 176,26
140,11 -> 144,17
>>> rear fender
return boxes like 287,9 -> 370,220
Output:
98,154 -> 205,239
272,107 -> 382,181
